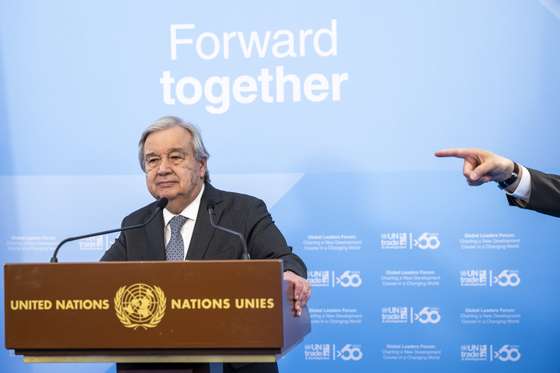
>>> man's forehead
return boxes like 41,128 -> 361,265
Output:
144,127 -> 192,153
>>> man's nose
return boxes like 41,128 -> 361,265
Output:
156,157 -> 173,174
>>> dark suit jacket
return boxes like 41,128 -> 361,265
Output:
100,183 -> 307,277
103,183 -> 296,372
507,168 -> 560,218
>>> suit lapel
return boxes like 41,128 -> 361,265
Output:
186,184 -> 223,260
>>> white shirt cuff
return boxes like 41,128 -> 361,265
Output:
507,164 -> 531,201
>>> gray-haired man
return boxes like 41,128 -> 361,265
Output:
102,116 -> 311,373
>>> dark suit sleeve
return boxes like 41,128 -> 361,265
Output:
100,219 -> 128,261
507,168 -> 560,218
245,198 -> 307,278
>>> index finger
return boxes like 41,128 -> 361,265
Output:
434,148 -> 476,159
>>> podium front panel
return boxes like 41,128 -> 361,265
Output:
4,261 -> 284,350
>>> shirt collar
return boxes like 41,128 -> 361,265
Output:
162,184 -> 205,226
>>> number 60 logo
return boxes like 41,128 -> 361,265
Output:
414,233 -> 440,250
336,344 -> 363,361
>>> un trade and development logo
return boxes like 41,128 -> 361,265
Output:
114,283 -> 166,330
460,344 -> 521,363
380,231 -> 440,250
304,343 -> 364,361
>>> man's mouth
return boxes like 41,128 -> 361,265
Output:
157,181 -> 177,187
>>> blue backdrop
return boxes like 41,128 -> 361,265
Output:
2,1 -> 560,372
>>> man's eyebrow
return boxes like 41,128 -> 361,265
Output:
168,147 -> 187,153
144,148 -> 187,156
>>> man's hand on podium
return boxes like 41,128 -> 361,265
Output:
284,271 -> 311,317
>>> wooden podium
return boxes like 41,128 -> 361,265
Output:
4,260 -> 310,372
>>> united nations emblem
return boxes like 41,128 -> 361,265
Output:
114,283 -> 166,330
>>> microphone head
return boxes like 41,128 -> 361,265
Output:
156,197 -> 169,209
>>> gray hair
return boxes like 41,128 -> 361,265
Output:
138,116 -> 210,183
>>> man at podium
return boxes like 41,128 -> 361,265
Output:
100,115 -> 310,373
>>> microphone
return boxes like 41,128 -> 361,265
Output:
49,198 -> 168,263
207,200 -> 250,260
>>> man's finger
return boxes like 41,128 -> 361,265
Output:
467,179 -> 485,186
293,303 -> 301,317
299,287 -> 311,307
463,160 -> 477,180
435,148 -> 477,159
293,280 -> 305,301
478,175 -> 493,183
471,161 -> 497,183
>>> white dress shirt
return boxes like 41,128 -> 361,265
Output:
507,164 -> 531,202
162,184 -> 205,259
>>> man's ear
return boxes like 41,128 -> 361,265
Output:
199,159 -> 207,179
